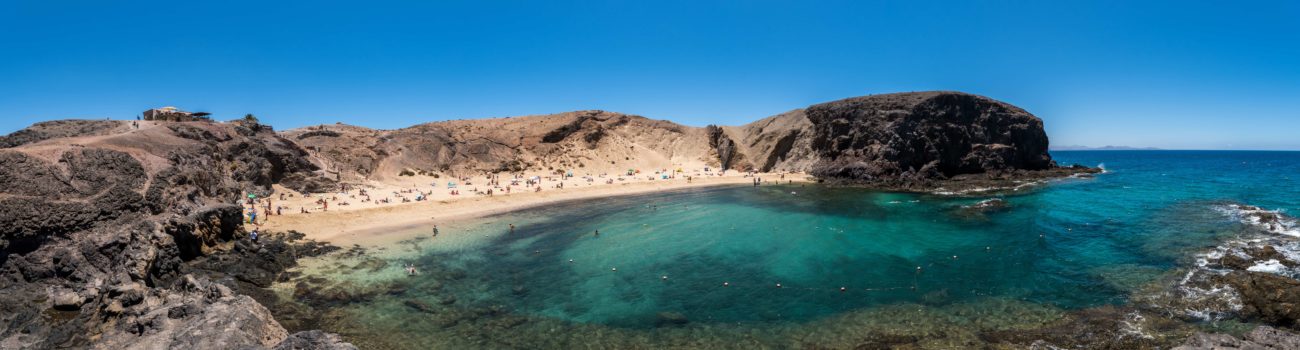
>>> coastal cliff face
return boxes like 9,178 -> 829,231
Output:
803,92 -> 1054,181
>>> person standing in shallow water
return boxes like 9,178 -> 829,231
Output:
594,229 -> 599,237
432,225 -> 439,237
509,224 -> 515,234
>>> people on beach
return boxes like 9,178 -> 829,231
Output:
432,225 -> 439,237
250,229 -> 259,242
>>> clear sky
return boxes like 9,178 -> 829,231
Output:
2,1 -> 1297,150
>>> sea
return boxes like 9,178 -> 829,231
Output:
275,151 -> 1300,349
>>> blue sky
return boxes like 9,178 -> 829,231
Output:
2,1 -> 1297,149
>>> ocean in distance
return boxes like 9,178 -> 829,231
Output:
277,150 -> 1300,349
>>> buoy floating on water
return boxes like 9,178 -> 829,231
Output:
611,267 -> 617,271
776,283 -> 782,288
723,282 -> 730,287
662,275 -> 668,280
840,287 -> 847,292
568,259 -> 574,263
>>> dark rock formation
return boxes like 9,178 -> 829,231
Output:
798,92 -> 1081,188
274,330 -> 358,350
705,125 -> 746,170
1216,271 -> 1300,328
542,114 -> 593,143
0,120 -> 124,148
91,275 -> 290,349
295,129 -> 341,140
979,306 -> 1174,348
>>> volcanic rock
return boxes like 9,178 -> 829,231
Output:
1175,325 -> 1300,349
1215,271 -> 1300,328
273,330 -> 358,350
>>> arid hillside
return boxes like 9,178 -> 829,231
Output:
1,91 -> 1086,192
281,91 -> 1079,190
283,110 -> 718,182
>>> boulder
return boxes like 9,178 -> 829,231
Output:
51,290 -> 85,311
1215,271 -> 1300,327
273,330 -> 358,350
1175,325 -> 1300,349
655,311 -> 689,327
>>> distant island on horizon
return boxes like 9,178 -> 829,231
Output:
1051,145 -> 1163,151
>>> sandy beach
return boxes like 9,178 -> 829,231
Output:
255,171 -> 812,246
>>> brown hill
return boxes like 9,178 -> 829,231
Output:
280,91 -> 1082,189
285,110 -> 723,183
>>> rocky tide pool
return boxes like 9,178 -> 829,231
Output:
271,151 -> 1300,349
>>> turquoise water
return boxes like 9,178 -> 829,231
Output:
293,151 -> 1300,348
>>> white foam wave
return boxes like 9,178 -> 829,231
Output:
1247,259 -> 1288,274
1214,203 -> 1300,237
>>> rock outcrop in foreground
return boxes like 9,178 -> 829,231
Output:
0,120 -> 352,349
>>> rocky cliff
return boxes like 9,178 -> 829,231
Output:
804,92 -> 1052,177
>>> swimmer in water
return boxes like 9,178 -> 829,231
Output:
594,229 -> 600,237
